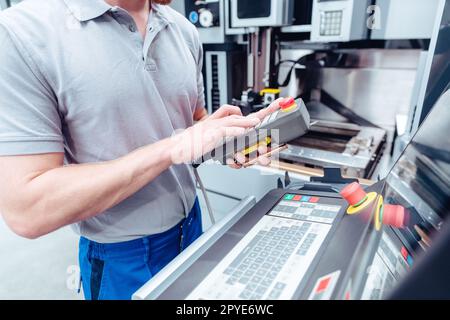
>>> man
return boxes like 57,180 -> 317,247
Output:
0,0 -> 282,299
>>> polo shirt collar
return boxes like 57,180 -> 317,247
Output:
150,3 -> 175,24
64,0 -> 111,22
64,0 -> 175,24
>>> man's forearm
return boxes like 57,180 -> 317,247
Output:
1,104 -> 259,239
5,138 -> 176,238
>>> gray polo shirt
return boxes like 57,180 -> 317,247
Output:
0,0 -> 205,243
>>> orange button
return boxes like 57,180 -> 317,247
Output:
293,195 -> 302,201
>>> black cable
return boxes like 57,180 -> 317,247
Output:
275,50 -> 354,88
274,52 -> 345,88
275,57 -> 306,88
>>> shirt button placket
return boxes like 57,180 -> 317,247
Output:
143,23 -> 157,68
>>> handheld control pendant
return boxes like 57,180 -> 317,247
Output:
193,98 -> 311,167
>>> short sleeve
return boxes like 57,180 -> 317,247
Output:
194,30 -> 206,111
0,24 -> 64,156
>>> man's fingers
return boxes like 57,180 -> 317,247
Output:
220,116 -> 260,129
210,105 -> 243,120
266,97 -> 285,113
234,152 -> 247,165
250,97 -> 284,121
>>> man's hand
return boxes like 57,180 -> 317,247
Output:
248,97 -> 284,122
171,105 -> 260,164
187,99 -> 287,169
228,98 -> 286,169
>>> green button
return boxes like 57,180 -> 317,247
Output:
284,194 -> 295,200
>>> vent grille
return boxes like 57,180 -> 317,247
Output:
211,55 -> 221,113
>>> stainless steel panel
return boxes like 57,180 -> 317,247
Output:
280,49 -> 421,132
320,67 -> 416,131
372,0 -> 440,40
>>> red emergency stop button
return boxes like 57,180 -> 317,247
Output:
340,182 -> 368,207
383,204 -> 407,229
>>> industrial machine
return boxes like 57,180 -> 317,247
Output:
170,0 -> 443,179
204,50 -> 247,114
134,87 -> 450,300
134,1 -> 450,300
177,1 -> 382,178
176,1 -> 248,113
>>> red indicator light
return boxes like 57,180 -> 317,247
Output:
316,277 -> 331,293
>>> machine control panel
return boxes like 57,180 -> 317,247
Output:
274,194 -> 341,225
187,193 -> 342,300
319,10 -> 343,36
134,179 -> 432,300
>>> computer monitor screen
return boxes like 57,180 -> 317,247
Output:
419,0 -> 450,124
384,0 -> 450,234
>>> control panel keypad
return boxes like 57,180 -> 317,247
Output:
320,10 -> 343,36
271,195 -> 341,224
